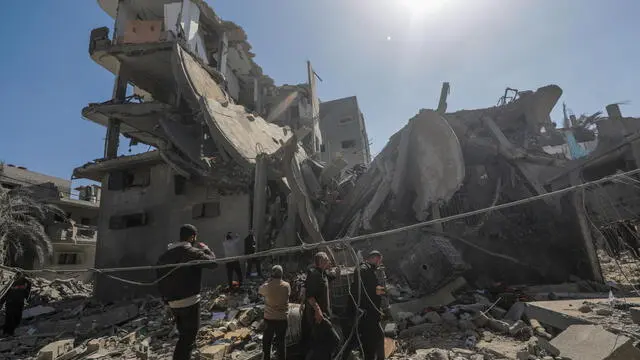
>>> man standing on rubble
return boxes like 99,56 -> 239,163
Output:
259,265 -> 291,360
244,229 -> 262,278
349,250 -> 386,360
0,272 -> 31,336
224,232 -> 244,289
156,224 -> 218,360
303,251 -> 340,360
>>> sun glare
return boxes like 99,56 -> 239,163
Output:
399,0 -> 448,16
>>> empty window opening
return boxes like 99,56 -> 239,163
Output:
174,175 -> 187,195
339,117 -> 354,125
341,140 -> 357,149
108,168 -> 151,190
192,202 -> 221,219
58,253 -> 81,265
109,212 -> 148,230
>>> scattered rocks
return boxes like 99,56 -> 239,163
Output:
595,308 -> 613,316
578,303 -> 593,313
424,311 -> 442,324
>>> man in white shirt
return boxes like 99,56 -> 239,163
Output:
223,232 -> 243,288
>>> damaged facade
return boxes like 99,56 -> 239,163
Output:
76,0 -> 332,300
0,164 -> 99,277
75,0 -> 639,313
319,96 -> 372,169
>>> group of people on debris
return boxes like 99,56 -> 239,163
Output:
156,224 -> 388,360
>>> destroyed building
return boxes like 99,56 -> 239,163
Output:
319,96 -> 372,169
311,85 -> 612,296
74,0 -> 335,301
71,0 -> 640,306
0,164 -> 99,278
545,103 -> 640,262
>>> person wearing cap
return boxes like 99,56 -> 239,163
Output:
258,265 -> 291,360
346,250 -> 386,360
244,229 -> 262,278
156,224 -> 218,360
0,272 -> 31,336
224,232 -> 244,288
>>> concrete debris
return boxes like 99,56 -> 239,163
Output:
29,278 -> 93,305
550,324 -> 640,360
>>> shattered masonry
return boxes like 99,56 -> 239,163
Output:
4,0 -> 640,359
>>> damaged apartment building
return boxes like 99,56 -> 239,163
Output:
0,164 -> 99,278
74,0 -> 631,304
74,0 -> 362,300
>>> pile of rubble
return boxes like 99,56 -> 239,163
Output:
29,277 -> 94,305
0,277 -> 274,360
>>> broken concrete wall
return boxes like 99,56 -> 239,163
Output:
94,162 -> 250,301
318,96 -> 371,168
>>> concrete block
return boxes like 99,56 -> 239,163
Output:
389,277 -> 466,320
630,307 -> 640,324
384,322 -> 398,336
504,302 -> 525,321
199,344 -> 229,360
37,339 -> 75,360
550,324 -> 640,360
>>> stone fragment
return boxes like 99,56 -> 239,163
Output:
244,342 -> 258,351
529,318 -> 552,339
482,330 -> 494,342
410,315 -> 426,325
488,306 -> 507,319
227,320 -> 239,331
631,307 -> 640,324
423,348 -> 450,360
470,355 -> 484,360
0,341 -> 16,353
238,309 -> 257,326
37,339 -> 75,360
441,311 -> 457,325
199,343 -> 230,360
504,302 -> 525,322
508,320 -> 528,335
424,311 -> 442,324
452,348 -> 475,356
384,322 -> 398,336
551,324 -> 640,360
472,312 -> 490,328
487,318 -> 510,334
579,304 -> 593,313
516,351 -> 530,360
595,308 -> 613,316
536,337 -> 560,357
458,319 -> 476,331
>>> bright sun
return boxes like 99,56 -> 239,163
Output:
399,0 -> 448,15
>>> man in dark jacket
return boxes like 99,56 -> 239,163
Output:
244,230 -> 261,278
347,250 -> 386,360
0,272 -> 31,336
157,224 -> 218,360
303,251 -> 340,360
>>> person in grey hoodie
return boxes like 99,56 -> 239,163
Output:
223,232 -> 243,288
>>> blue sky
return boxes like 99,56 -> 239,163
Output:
0,0 -> 638,184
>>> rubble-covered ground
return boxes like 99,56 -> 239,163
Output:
598,249 -> 640,285
5,274 -> 624,360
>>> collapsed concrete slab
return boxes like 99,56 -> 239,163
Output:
550,324 -> 640,360
200,98 -> 292,168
